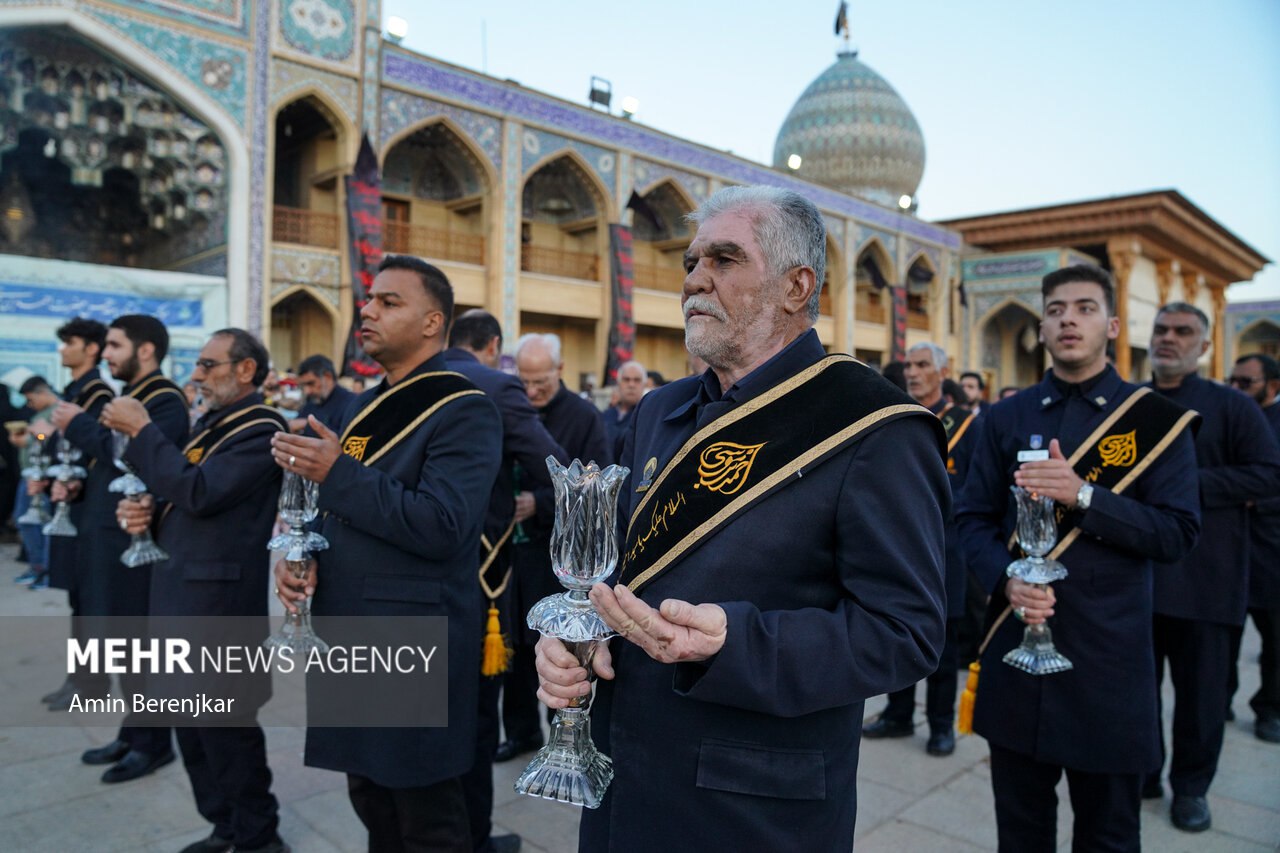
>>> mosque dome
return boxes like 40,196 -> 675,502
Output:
773,51 -> 925,209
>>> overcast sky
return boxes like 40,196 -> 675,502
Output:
382,0 -> 1279,301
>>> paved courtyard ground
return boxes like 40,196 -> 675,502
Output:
1,545 -> 1276,851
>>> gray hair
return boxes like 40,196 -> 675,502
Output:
1157,301 -> 1211,336
618,359 -> 646,378
515,332 -> 562,365
907,342 -> 949,371
687,185 -> 827,322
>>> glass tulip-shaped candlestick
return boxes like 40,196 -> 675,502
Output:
43,436 -> 87,536
109,430 -> 170,566
264,470 -> 329,654
1003,486 -> 1073,675
17,443 -> 53,526
515,456 -> 629,809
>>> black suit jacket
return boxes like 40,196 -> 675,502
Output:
48,369 -> 113,592
1146,373 -> 1280,625
125,393 -> 285,710
305,352 -> 503,788
64,369 -> 189,617
957,367 -> 1201,773
580,331 -> 948,853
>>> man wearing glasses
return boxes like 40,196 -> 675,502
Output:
498,332 -> 611,768
1226,354 -> 1280,745
1143,304 -> 1280,831
107,329 -> 289,853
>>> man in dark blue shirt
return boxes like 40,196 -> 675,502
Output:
957,265 -> 1200,852
537,186 -> 948,851
1226,353 -> 1280,744
445,309 -> 567,853
273,256 -> 502,853
291,354 -> 355,435
864,341 -> 978,757
498,331 -> 611,764
1143,304 -> 1280,832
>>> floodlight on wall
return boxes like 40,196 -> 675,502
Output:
589,76 -> 612,111
787,154 -> 802,170
898,194 -> 912,210
621,96 -> 640,120
387,16 -> 409,43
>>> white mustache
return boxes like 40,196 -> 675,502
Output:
683,297 -> 727,322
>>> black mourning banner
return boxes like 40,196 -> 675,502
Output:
604,224 -> 636,386
342,133 -> 383,379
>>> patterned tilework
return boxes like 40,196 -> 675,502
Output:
824,217 -> 846,248
905,242 -> 941,274
248,0 -> 269,333
362,27 -> 380,136
379,90 -> 501,166
0,339 -> 58,395
169,346 -> 202,386
857,228 -> 898,269
501,120 -> 521,335
271,247 -> 342,290
174,251 -> 229,277
381,51 -> 959,250
271,58 -> 358,120
0,282 -> 204,326
278,0 -> 356,63
1227,302 -> 1280,336
77,0 -> 248,37
520,127 -> 615,192
92,8 -> 248,126
269,280 -> 341,310
633,159 -> 709,206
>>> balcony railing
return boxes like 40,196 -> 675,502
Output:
632,262 -> 684,293
521,245 -> 598,281
907,311 -> 931,331
857,296 -> 886,325
272,205 -> 339,249
384,221 -> 485,265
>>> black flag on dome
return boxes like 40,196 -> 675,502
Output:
834,1 -> 848,36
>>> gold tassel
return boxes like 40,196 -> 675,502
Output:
481,604 -> 512,676
957,661 -> 980,735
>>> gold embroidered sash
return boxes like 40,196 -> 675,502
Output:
338,371 -> 483,467
618,355 -> 942,593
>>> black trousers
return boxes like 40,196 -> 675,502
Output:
459,671 -> 502,851
348,773 -> 470,853
989,743 -> 1140,853
883,619 -> 959,730
175,723 -> 279,848
1228,608 -> 1280,720
501,643 -> 551,744
1152,613 -> 1231,796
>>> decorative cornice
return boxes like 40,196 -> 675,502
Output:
379,48 -> 960,250
940,191 -> 1268,285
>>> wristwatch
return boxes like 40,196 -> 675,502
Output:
1075,482 -> 1094,511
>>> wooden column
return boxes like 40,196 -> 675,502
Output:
1107,238 -> 1138,380
1154,259 -> 1180,309
1210,283 -> 1227,379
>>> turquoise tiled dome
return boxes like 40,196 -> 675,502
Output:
773,51 -> 925,208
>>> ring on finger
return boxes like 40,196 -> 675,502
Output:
288,455 -> 296,468
1014,606 -> 1026,621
